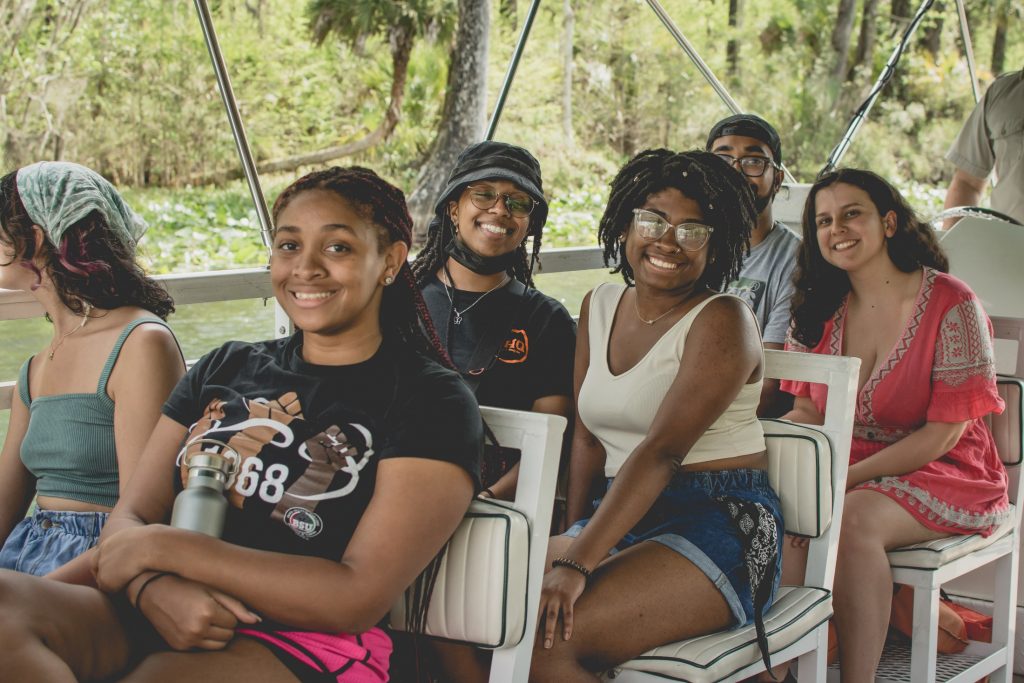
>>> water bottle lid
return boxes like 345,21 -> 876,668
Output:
188,452 -> 232,471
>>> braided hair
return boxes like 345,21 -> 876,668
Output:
410,188 -> 545,288
790,168 -> 949,348
598,149 -> 756,290
271,166 -> 449,366
272,166 -> 455,633
0,171 -> 174,319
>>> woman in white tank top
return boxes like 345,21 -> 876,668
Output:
531,150 -> 784,681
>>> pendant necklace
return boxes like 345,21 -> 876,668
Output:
48,303 -> 93,360
633,291 -> 684,326
443,273 -> 510,325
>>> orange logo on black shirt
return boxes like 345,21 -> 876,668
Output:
498,329 -> 529,364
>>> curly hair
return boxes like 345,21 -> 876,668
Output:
597,149 -> 756,290
790,168 -> 949,348
0,171 -> 174,320
410,187 -> 545,288
271,166 -> 449,367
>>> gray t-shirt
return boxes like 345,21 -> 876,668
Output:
946,69 -> 1024,224
724,222 -> 801,345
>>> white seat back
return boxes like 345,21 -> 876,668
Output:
389,407 -> 567,682
390,498 -> 530,648
763,350 -> 859,593
762,419 -> 834,538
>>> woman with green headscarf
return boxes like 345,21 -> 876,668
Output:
0,161 -> 185,576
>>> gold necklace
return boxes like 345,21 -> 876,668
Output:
633,292 -> 684,326
48,304 -> 92,360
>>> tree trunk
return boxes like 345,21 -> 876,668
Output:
188,20 -> 415,186
727,0 -> 742,80
919,0 -> 943,61
991,0 -> 1009,75
831,0 -> 858,82
890,0 -> 910,34
561,0 -> 574,147
408,0 -> 489,246
852,0 -> 879,73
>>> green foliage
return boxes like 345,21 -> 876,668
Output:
2,0 -> 1022,272
307,0 -> 455,47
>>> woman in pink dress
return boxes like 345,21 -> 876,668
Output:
782,168 -> 1008,682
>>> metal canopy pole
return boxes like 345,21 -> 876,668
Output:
193,0 -> 273,251
954,0 -> 981,103
822,0 -> 936,175
644,0 -> 797,184
486,0 -> 541,140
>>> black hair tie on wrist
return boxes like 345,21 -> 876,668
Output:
132,571 -> 174,610
551,557 -> 592,580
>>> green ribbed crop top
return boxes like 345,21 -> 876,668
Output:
17,318 -> 172,508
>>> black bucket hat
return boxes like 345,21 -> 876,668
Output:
431,141 -> 549,232
706,113 -> 783,165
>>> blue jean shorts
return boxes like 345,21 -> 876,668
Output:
0,508 -> 108,576
564,468 -> 784,629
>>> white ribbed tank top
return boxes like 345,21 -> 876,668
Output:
578,283 -> 765,477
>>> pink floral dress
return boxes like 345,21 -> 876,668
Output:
782,268 -> 1009,536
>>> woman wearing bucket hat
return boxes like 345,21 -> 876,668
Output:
0,161 -> 185,577
410,142 -> 576,683
411,141 -> 576,502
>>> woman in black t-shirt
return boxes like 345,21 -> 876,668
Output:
412,141 -> 576,501
0,167 -> 481,683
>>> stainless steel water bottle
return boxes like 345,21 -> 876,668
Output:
171,444 -> 236,537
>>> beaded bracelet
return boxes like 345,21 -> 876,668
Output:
551,557 -> 591,580
132,571 -> 174,610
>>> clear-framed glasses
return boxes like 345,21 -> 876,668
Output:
631,209 -> 714,251
714,153 -> 776,178
465,185 -> 536,218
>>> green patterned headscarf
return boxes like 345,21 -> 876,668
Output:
15,161 -> 147,252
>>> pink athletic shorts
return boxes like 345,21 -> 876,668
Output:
238,626 -> 392,682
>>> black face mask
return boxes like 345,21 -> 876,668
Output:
446,234 -> 520,275
754,193 -> 774,214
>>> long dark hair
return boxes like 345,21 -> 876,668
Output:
273,167 -> 455,633
597,149 -> 756,290
410,184 -> 545,288
790,168 -> 949,347
0,171 -> 174,319
272,166 -> 449,365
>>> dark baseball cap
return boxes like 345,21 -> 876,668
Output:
706,113 -> 783,165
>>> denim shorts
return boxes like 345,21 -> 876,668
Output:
564,468 -> 783,628
0,508 -> 108,576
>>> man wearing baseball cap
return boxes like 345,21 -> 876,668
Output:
707,113 -> 801,416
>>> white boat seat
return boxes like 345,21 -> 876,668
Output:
881,320 -> 1024,682
613,586 -> 831,682
390,498 -> 530,648
607,389 -> 859,683
886,508 -> 1016,570
390,407 -> 568,683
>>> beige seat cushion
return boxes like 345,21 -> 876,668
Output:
762,419 -> 834,537
614,586 -> 831,682
887,506 -> 1016,570
390,498 -> 529,648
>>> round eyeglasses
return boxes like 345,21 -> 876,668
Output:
631,209 -> 714,251
714,153 -> 777,178
465,186 -> 536,218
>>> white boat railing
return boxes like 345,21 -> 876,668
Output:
0,245 -> 608,411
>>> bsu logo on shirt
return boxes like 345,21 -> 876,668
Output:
498,328 -> 529,364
